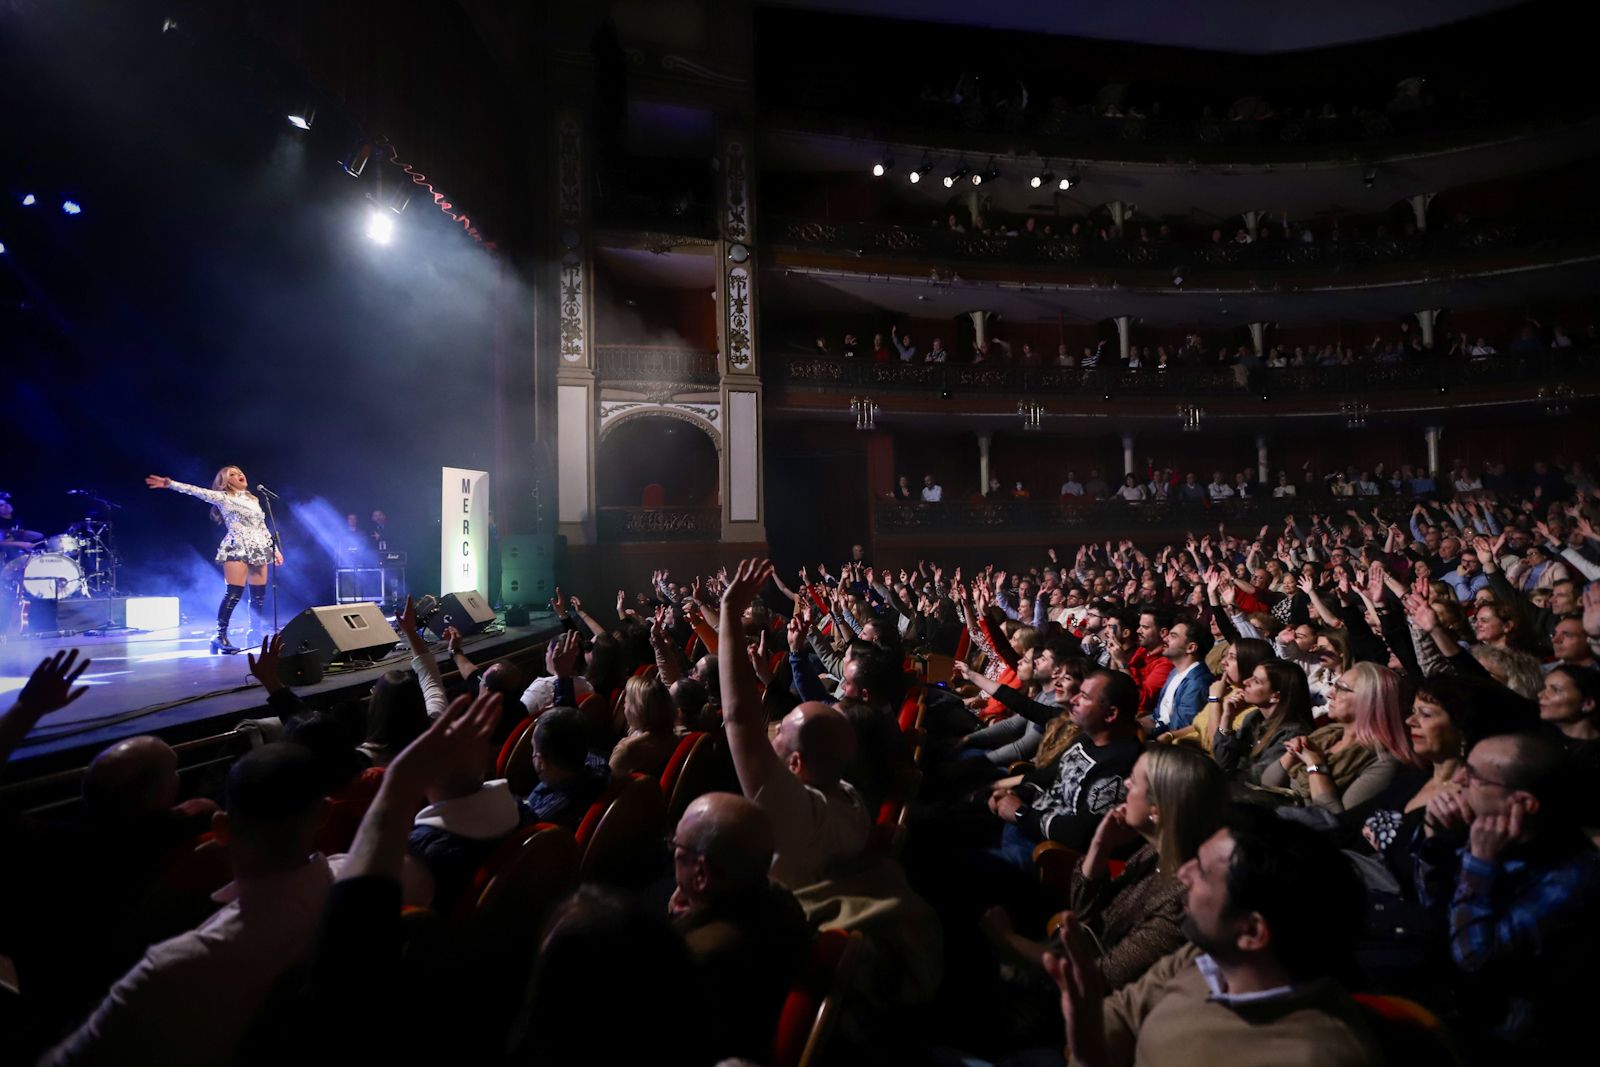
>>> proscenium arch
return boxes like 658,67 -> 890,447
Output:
598,405 -> 722,451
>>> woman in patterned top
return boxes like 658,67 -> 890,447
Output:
146,466 -> 283,654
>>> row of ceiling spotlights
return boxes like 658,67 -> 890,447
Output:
873,158 -> 1077,191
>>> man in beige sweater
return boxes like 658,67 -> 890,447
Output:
1044,805 -> 1379,1067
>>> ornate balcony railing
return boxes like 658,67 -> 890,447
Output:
876,497 -> 1283,538
595,345 -> 721,385
775,351 -> 1600,399
770,216 -> 1592,275
597,506 -> 722,542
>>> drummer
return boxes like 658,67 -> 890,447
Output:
0,495 -> 45,556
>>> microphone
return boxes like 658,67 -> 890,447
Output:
256,484 -> 281,500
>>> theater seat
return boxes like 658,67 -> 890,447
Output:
640,483 -> 666,508
457,822 -> 580,940
576,772 -> 667,887
1354,993 -> 1462,1067
1032,841 -> 1083,894
498,717 -> 539,796
770,930 -> 864,1067
660,731 -> 735,822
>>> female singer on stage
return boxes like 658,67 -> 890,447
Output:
145,467 -> 282,654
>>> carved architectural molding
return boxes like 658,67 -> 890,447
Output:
597,401 -> 722,448
720,133 -> 756,374
555,113 -> 588,366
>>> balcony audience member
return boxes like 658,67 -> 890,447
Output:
842,332 -> 860,359
1510,324 -> 1544,356
1114,475 -> 1147,503
1551,325 -> 1574,349
891,326 -> 918,362
1012,482 -> 1031,500
1083,470 -> 1110,498
1469,337 -> 1497,358
1061,472 -> 1085,498
871,332 -> 892,363
1206,472 -> 1235,501
925,337 -> 948,363
892,475 -> 915,501
1056,343 -> 1075,367
1272,472 -> 1297,498
922,474 -> 944,503
1080,345 -> 1099,370
1044,807 -> 1379,1067
1414,731 -> 1600,1056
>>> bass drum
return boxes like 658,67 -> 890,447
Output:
3,553 -> 88,600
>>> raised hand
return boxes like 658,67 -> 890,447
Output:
722,558 -> 775,615
1402,593 -> 1439,633
11,649 -> 92,724
396,595 -> 420,637
442,626 -> 463,655
387,690 -> 504,799
246,633 -> 286,693
787,613 -> 808,654
546,630 -> 582,678
1582,582 -> 1600,638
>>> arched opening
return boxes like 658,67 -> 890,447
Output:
597,415 -> 720,507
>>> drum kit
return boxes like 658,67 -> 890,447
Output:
2,491 -> 122,606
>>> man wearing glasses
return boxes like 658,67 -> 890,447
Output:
1414,732 -> 1600,1056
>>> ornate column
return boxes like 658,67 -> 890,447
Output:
1114,316 -> 1131,364
1248,321 -> 1268,356
1425,425 -> 1443,476
716,124 -> 766,543
1256,433 -> 1269,484
1414,308 -> 1442,348
968,310 -> 992,351
553,108 -> 596,545
1242,209 -> 1263,240
1408,193 -> 1435,232
1121,432 -> 1136,477
978,433 -> 992,495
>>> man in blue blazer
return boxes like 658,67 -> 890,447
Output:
1138,617 -> 1215,738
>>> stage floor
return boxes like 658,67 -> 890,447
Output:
1,612 -> 564,765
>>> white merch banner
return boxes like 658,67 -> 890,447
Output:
441,467 -> 489,595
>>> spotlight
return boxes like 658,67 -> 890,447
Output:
340,141 -> 374,178
161,17 -> 179,33
871,157 -> 894,177
286,104 -> 316,131
20,194 -> 35,206
1363,167 -> 1377,188
943,163 -> 968,188
971,160 -> 998,186
366,209 -> 396,245
1061,171 -> 1079,190
0,241 -> 6,255
61,200 -> 82,216
1031,171 -> 1054,189
908,167 -> 922,184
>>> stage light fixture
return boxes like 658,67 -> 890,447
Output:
872,156 -> 893,177
1061,171 -> 1079,190
971,161 -> 998,186
340,141 -> 374,178
943,163 -> 968,188
20,194 -> 35,206
908,168 -> 922,184
0,242 -> 6,255
1363,167 -> 1377,188
366,209 -> 396,245
61,200 -> 82,215
1031,170 -> 1054,189
287,104 -> 316,131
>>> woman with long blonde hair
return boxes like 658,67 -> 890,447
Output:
145,465 -> 282,653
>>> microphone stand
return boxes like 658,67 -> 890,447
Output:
260,492 -> 284,638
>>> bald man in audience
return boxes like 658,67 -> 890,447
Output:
721,560 -> 870,888
83,735 -> 220,832
670,792 -> 810,1062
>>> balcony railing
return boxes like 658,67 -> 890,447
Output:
877,497 -> 1286,538
597,506 -> 722,542
775,351 -> 1600,398
770,216 -> 1591,275
595,345 -> 720,385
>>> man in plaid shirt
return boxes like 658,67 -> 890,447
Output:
1413,731 -> 1600,1055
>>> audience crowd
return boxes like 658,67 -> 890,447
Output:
807,318 -> 1594,372
3,454 -> 1600,1065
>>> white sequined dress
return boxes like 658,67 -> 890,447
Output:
170,482 -> 276,565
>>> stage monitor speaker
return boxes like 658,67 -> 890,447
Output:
277,603 -> 400,672
501,534 -> 554,605
426,589 -> 496,639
